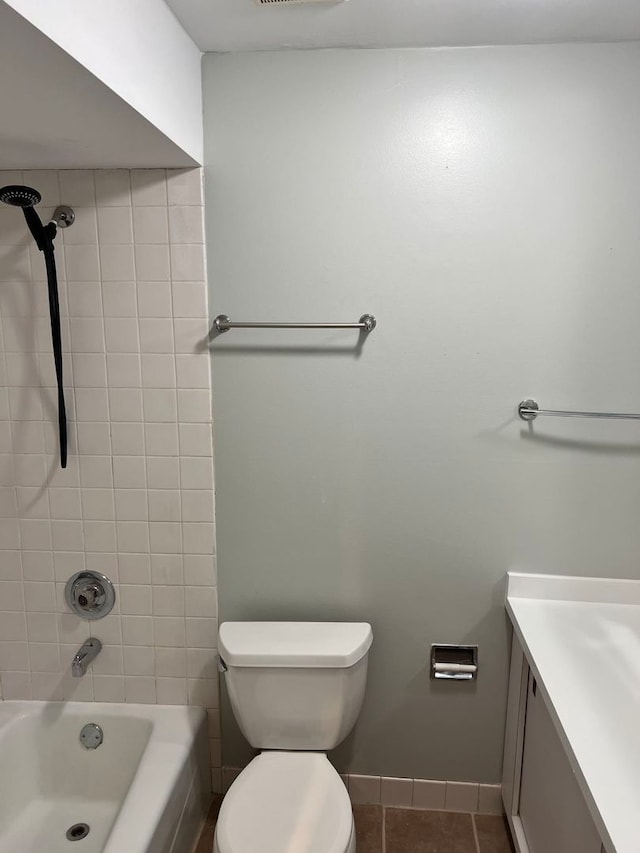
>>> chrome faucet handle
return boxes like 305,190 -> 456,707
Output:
65,571 -> 115,620
77,583 -> 102,609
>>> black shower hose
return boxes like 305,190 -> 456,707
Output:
42,224 -> 67,468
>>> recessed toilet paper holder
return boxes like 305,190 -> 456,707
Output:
430,644 -> 478,681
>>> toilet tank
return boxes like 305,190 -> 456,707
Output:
219,622 -> 373,751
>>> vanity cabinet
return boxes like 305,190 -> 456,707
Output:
502,636 -> 606,853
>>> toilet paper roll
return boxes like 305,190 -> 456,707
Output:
433,663 -> 477,673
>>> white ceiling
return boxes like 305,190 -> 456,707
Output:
165,0 -> 640,52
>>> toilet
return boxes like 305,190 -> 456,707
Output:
214,621 -> 373,853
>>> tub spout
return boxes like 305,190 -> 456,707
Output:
72,638 -> 102,677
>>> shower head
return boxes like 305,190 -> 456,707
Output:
0,185 -> 42,208
0,184 -> 48,250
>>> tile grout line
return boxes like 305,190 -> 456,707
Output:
471,812 -> 481,853
381,805 -> 386,853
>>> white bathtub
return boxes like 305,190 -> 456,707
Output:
0,701 -> 210,853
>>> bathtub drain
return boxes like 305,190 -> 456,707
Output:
66,824 -> 90,841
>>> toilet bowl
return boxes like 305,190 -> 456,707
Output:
213,622 -> 372,853
214,752 -> 355,853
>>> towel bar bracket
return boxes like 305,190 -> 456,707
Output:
518,399 -> 540,421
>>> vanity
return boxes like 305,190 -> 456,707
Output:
502,572 -> 640,853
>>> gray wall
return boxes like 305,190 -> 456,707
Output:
203,43 -> 640,783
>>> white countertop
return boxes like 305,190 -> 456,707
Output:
506,572 -> 640,853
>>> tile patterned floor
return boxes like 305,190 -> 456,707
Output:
194,799 -> 515,853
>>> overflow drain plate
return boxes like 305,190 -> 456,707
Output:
79,722 -> 103,750
66,824 -> 90,842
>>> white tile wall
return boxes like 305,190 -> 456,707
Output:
0,168 -> 220,790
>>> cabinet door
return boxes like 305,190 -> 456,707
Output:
519,677 -> 602,853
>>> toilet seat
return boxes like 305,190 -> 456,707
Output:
214,752 -> 355,853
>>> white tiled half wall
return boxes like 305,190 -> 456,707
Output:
0,168 -> 221,791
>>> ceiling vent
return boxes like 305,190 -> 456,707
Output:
253,0 -> 343,5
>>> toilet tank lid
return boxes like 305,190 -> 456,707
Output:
219,622 -> 373,668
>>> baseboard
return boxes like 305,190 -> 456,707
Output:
218,766 -> 503,815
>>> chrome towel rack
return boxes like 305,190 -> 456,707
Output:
518,399 -> 640,422
213,314 -> 377,334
